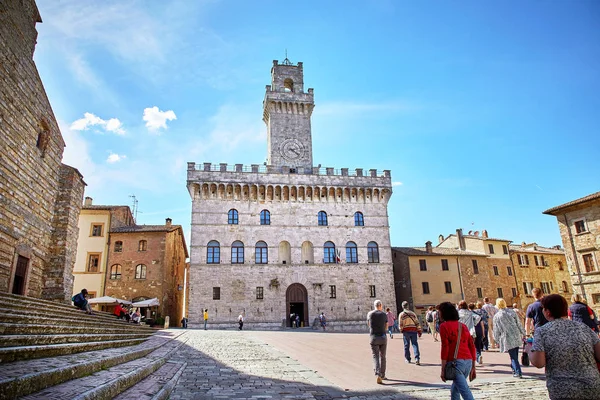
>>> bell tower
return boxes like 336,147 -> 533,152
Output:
263,58 -> 314,170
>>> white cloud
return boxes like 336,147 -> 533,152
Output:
392,181 -> 403,186
107,153 -> 126,163
143,106 -> 177,132
70,112 -> 125,135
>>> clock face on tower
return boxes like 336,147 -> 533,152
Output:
280,139 -> 305,161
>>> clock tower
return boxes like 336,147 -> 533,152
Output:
263,58 -> 314,171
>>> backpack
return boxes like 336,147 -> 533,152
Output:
426,312 -> 433,323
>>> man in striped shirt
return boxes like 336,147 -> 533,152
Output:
399,301 -> 422,365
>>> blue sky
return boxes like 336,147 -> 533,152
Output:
35,0 -> 600,250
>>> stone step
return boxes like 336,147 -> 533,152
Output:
0,312 -> 152,331
113,360 -> 187,400
0,330 -> 185,400
0,332 -> 153,347
0,292 -> 116,317
0,300 -> 140,327
15,331 -> 188,400
0,322 -> 153,336
0,337 -> 148,363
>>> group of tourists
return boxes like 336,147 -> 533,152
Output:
113,302 -> 141,324
367,290 -> 600,400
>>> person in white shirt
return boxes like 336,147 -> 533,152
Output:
482,297 -> 498,349
238,313 -> 244,330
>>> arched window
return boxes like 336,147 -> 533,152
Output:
228,209 -> 238,225
562,281 -> 568,292
324,241 -> 336,264
207,240 -> 220,264
135,264 -> 147,279
558,261 -> 564,271
354,212 -> 364,227
368,242 -> 380,263
318,211 -> 328,226
109,264 -> 122,280
301,241 -> 314,264
114,241 -> 123,252
260,210 -> 270,225
138,240 -> 147,252
279,241 -> 291,265
231,241 -> 244,264
346,241 -> 358,263
255,241 -> 268,264
284,78 -> 294,92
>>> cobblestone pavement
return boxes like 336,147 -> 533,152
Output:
168,330 -> 549,400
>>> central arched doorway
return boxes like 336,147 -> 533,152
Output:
286,283 -> 308,328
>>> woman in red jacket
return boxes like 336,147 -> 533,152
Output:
438,302 -> 476,400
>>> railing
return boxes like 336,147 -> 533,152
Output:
187,162 -> 391,178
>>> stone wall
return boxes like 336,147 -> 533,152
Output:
392,251 -> 413,312
0,0 -> 83,300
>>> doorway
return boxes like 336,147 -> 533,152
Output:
286,283 -> 308,327
12,255 -> 29,295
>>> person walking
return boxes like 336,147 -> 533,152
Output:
238,313 -> 244,330
481,297 -> 498,349
493,298 -> 526,378
399,301 -> 422,365
426,306 -> 437,341
525,288 -> 547,336
203,308 -> 209,330
569,294 -> 599,333
385,308 -> 395,339
469,303 -> 485,365
367,299 -> 388,384
319,312 -> 327,331
438,302 -> 476,400
530,294 -> 600,399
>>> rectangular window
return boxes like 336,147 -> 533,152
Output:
329,285 -> 336,299
369,285 -> 376,298
444,281 -> 452,293
87,254 -> 100,272
472,259 -> 479,274
346,246 -> 358,263
574,219 -> 587,234
213,287 -> 221,300
441,259 -> 449,271
583,254 -> 596,273
477,287 -> 483,298
592,293 -> 600,304
91,224 -> 103,237
493,265 -> 499,276
523,282 -> 534,295
525,255 -> 530,265
541,282 -> 551,294
422,282 -> 430,295
256,287 -> 263,300
419,259 -> 427,271
512,288 -> 517,297
541,256 -> 547,266
497,287 -> 503,298
534,255 -> 540,266
507,266 -> 513,276
502,245 -> 508,254
488,244 -> 495,254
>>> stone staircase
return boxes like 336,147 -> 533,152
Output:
0,292 -> 189,400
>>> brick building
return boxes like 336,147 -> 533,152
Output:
437,229 -> 519,305
104,219 -> 188,322
0,0 -> 86,302
186,59 -> 395,330
72,198 -> 135,299
544,191 -> 600,312
509,242 -> 571,309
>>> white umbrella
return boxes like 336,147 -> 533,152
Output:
88,296 -> 132,305
131,298 -> 160,307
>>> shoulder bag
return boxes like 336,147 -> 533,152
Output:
444,322 -> 462,381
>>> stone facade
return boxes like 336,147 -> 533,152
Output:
544,191 -> 600,313
438,229 -> 519,305
104,220 -> 188,323
187,60 -> 396,330
0,0 -> 85,301
509,243 -> 571,310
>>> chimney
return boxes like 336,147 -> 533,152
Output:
456,229 -> 466,251
425,241 -> 433,254
165,218 -> 172,226
84,197 -> 93,206
521,242 -> 526,248
554,245 -> 562,250
482,230 -> 488,238
438,234 -> 445,244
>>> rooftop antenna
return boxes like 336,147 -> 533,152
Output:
129,194 -> 139,223
282,49 -> 292,65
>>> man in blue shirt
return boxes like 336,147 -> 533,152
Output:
72,288 -> 93,314
525,288 -> 547,336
